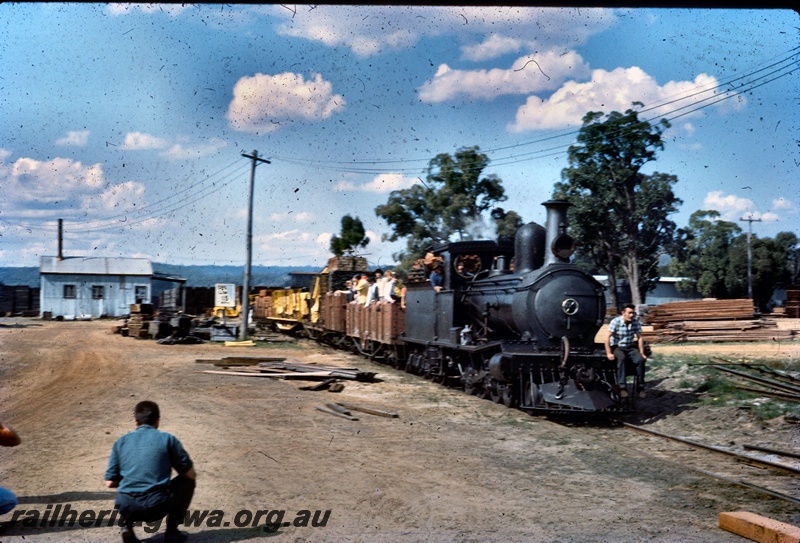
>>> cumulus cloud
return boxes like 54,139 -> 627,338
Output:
509,68 -> 741,132
161,138 -> 227,159
702,190 -> 782,223
2,155 -> 105,210
107,3 -> 191,17
772,197 -> 797,212
273,6 -> 614,59
418,51 -> 590,103
55,130 -> 90,147
121,132 -> 168,150
89,181 -> 147,213
227,72 -> 345,134
268,211 -> 315,223
336,173 -> 417,193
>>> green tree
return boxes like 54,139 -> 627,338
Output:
669,210 -> 741,298
329,215 -> 369,257
554,106 -> 682,307
775,231 -> 800,286
726,235 -> 787,310
375,146 -> 510,269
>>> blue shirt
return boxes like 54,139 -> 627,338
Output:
608,316 -> 642,348
105,425 -> 193,494
429,270 -> 443,289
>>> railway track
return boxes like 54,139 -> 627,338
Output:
594,420 -> 800,505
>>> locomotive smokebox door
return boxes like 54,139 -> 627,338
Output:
526,270 -> 605,341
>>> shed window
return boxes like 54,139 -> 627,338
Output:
135,285 -> 148,302
91,285 -> 104,299
63,285 -> 76,299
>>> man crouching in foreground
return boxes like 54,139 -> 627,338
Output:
105,401 -> 196,543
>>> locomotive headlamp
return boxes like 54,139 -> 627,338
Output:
562,298 -> 579,315
551,234 -> 576,260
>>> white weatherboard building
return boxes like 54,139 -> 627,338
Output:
39,256 -> 153,318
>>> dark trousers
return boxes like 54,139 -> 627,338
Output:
115,475 -> 195,531
613,346 -> 645,388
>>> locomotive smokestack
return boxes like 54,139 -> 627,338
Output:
542,200 -> 575,266
58,218 -> 63,260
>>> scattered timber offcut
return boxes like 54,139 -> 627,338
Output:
196,357 -> 377,382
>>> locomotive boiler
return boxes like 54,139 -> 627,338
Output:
401,200 -> 620,413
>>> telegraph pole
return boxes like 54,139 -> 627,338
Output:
739,215 -> 762,301
240,150 -> 271,341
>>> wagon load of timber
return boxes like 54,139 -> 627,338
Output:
346,301 -> 404,344
327,256 -> 368,272
253,289 -> 274,320
786,285 -> 800,318
321,292 -> 348,333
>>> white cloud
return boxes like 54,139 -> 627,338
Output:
161,138 -> 227,159
701,190 -> 782,223
509,68 -> 739,132
268,211 -> 315,223
3,156 -> 105,209
89,181 -> 147,213
106,4 -> 191,17
344,173 -> 418,193
55,130 -> 90,147
772,197 -> 797,212
227,72 -> 345,134
273,6 -> 614,59
121,132 -> 168,150
419,51 -> 590,103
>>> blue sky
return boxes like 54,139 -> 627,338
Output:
1,5 -> 797,270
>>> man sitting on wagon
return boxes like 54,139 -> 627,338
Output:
604,304 -> 647,399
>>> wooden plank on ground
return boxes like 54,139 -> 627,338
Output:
719,511 -> 800,543
315,406 -> 358,421
336,402 -> 399,418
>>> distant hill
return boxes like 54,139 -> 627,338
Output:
0,263 -> 322,289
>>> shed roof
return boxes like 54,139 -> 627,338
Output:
40,256 -> 153,276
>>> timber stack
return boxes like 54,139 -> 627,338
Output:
642,299 -> 798,343
126,303 -> 154,339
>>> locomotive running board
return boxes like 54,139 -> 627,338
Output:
538,381 -> 615,411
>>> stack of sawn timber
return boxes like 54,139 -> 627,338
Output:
642,299 -> 797,343
199,357 -> 376,382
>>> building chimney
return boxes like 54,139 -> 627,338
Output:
58,219 -> 63,260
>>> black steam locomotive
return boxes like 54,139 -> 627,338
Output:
287,200 -> 628,415
400,200 -> 619,413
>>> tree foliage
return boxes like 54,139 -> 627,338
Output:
375,146 -> 511,269
329,215 -> 369,257
553,106 -> 682,307
669,210 -> 741,298
670,212 -> 798,309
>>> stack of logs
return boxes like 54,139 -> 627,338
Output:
642,299 -> 797,343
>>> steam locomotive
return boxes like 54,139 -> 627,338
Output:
289,200 -> 629,414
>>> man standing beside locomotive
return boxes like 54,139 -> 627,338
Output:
604,304 -> 647,399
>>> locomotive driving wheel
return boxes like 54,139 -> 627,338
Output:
523,378 -> 542,408
500,384 -> 518,408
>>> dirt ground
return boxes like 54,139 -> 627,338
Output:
1,317 -> 799,543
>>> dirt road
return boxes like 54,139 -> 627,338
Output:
1,318 -> 798,542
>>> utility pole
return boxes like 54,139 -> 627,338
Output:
739,215 -> 762,301
240,150 -> 271,341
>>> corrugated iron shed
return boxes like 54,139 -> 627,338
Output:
40,256 -> 152,276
